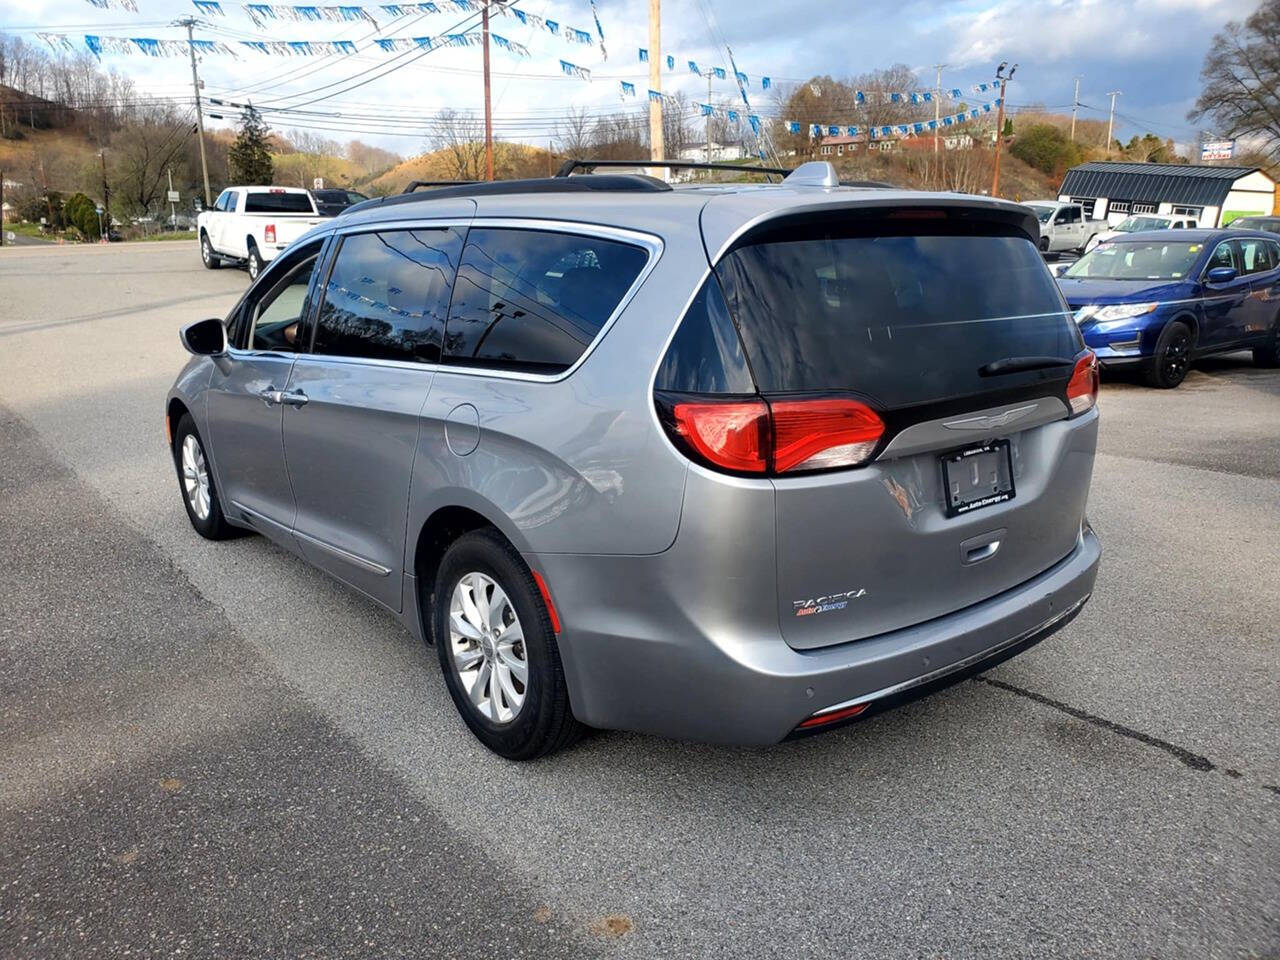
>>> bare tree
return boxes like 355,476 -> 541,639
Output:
429,108 -> 486,180
1189,0 -> 1280,163
553,104 -> 593,157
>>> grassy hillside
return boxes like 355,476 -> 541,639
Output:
368,142 -> 559,193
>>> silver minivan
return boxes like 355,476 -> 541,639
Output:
167,163 -> 1102,758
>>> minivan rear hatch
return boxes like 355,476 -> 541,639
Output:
696,200 -> 1096,649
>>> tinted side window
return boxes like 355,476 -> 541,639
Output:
313,228 -> 463,363
655,275 -> 753,394
235,239 -> 324,350
443,228 -> 649,374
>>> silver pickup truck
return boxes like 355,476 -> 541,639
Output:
197,186 -> 327,280
1026,200 -> 1108,254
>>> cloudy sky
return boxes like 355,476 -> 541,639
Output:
1,0 -> 1258,155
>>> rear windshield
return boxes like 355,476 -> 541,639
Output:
714,222 -> 1081,408
244,191 -> 314,214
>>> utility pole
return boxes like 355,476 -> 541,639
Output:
0,169 -> 5,247
647,0 -> 664,173
180,18 -> 212,207
1070,76 -> 1082,142
99,149 -> 110,239
1105,90 -> 1121,157
481,0 -> 494,181
933,64 -> 944,157
706,73 -> 713,165
990,62 -> 1015,198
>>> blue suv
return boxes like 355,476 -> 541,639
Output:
1056,228 -> 1280,387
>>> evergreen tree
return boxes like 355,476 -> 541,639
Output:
228,104 -> 274,185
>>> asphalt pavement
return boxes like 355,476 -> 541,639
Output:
1,241 -> 1277,959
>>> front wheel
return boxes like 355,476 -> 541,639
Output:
172,414 -> 239,540
200,233 -> 222,269
1039,236 -> 1050,253
246,243 -> 264,282
1144,320 -> 1193,388
432,529 -> 584,760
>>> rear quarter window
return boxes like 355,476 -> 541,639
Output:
244,191 -> 315,214
443,228 -> 649,374
714,218 -> 1081,408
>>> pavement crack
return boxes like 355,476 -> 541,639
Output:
975,676 -> 1218,772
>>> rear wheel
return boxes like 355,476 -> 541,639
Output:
432,529 -> 583,760
1253,312 -> 1280,368
172,414 -> 239,540
1039,236 -> 1050,253
1144,320 -> 1193,388
246,242 -> 264,282
200,233 -> 222,269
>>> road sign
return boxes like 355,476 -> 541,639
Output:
5,231 -> 14,243
1201,139 -> 1235,162
95,205 -> 104,214
167,190 -> 180,203
313,177 -> 324,190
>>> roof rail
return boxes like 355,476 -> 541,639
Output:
402,179 -> 479,194
555,158 -> 791,181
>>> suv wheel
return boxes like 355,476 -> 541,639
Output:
200,233 -> 221,269
173,414 -> 238,540
1253,312 -> 1280,368
432,529 -> 583,759
246,243 -> 264,282
1038,236 -> 1050,252
1144,320 -> 1193,388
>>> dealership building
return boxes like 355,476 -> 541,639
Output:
1057,161 -> 1277,228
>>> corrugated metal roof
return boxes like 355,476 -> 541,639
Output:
1058,162 -> 1268,208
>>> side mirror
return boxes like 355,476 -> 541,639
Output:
180,317 -> 227,356
1206,266 -> 1238,284
1051,262 -> 1071,277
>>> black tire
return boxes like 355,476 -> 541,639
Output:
200,232 -> 222,269
1253,312 -> 1280,368
1143,320 -> 1193,388
246,242 -> 264,282
432,529 -> 584,760
172,413 -> 240,540
1039,236 -> 1050,252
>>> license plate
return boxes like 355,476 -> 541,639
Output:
941,440 -> 1015,517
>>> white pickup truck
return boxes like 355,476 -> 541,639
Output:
1025,200 -> 1108,254
197,185 -> 327,281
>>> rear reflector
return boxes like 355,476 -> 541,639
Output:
664,396 -> 883,476
1066,351 -> 1099,416
797,701 -> 870,729
531,570 -> 562,634
264,223 -> 276,244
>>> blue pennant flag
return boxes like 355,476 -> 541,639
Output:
620,81 -> 635,97
545,18 -> 559,33
909,92 -> 920,104
241,39 -> 267,53
994,98 -> 1003,107
295,7 -> 322,21
970,108 -> 979,118
688,60 -> 699,75
735,70 -> 747,85
809,124 -> 821,138
374,37 -> 396,50
869,127 -> 877,140
922,91 -> 932,103
131,37 -> 161,56
943,116 -> 953,126
712,67 -> 725,79
949,87 -> 962,98
855,90 -> 865,104
288,40 -> 312,55
890,92 -> 901,103
333,39 -> 356,53
413,36 -> 432,48
880,125 -> 891,137
761,76 -> 770,90
700,102 -> 714,116
727,109 -> 739,123
638,47 -> 648,62
913,122 -> 924,134
748,114 -> 760,133
788,121 -> 801,134
666,55 -> 674,69
570,28 -> 592,44
246,4 -> 275,18
193,0 -> 224,14
827,125 -> 839,137
648,89 -> 662,102
927,119 -> 937,130
896,124 -> 909,135
982,102 -> 992,113
845,125 -> 857,136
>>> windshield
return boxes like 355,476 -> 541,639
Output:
1115,216 -> 1171,233
1028,205 -> 1055,224
1064,240 -> 1203,280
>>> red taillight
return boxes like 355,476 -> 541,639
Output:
770,398 -> 884,473
1066,351 -> 1099,416
531,570 -> 561,634
665,396 -> 884,475
264,223 -> 276,244
670,399 -> 770,474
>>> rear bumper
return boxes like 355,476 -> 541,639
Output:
533,526 -> 1101,746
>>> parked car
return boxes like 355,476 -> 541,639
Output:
197,186 -> 327,280
1084,212 -> 1198,253
1026,200 -> 1108,253
167,162 -> 1101,758
1228,215 -> 1280,234
1056,228 -> 1280,387
312,188 -> 370,217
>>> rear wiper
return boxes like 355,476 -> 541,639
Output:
978,356 -> 1074,377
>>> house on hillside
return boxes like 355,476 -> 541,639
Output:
818,128 -> 991,158
676,141 -> 747,163
1057,162 -> 1277,228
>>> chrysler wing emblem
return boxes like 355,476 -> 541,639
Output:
943,404 -> 1039,431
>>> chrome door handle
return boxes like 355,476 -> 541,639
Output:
277,389 -> 308,407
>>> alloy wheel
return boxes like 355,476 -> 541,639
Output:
448,572 -> 528,724
1162,331 -> 1190,382
181,434 -> 211,520
201,238 -> 212,265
